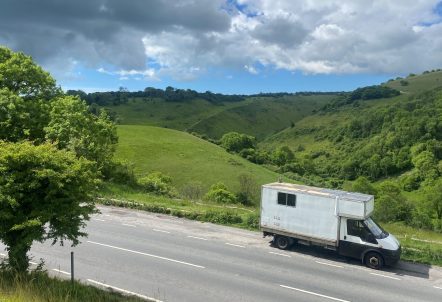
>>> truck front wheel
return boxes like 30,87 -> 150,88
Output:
364,252 -> 384,269
275,236 -> 291,250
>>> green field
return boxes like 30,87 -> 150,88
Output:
114,125 -> 286,192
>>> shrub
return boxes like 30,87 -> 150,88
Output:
180,181 -> 204,200
220,132 -> 256,153
138,172 -> 176,197
204,182 -> 237,203
373,182 -> 413,222
102,161 -> 137,186
236,174 -> 259,206
244,212 -> 260,229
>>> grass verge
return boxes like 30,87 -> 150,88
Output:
0,270 -> 144,302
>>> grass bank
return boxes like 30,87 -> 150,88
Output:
0,270 -> 144,302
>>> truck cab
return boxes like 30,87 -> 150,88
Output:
339,217 -> 401,269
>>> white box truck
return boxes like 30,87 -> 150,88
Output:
261,182 -> 401,269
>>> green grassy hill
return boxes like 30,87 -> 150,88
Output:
105,97 -> 248,130
103,94 -> 336,140
188,94 -> 336,140
114,125 -> 285,192
384,70 -> 442,94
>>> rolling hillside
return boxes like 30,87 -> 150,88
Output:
114,125 -> 286,192
105,97 -> 250,130
188,94 -> 337,140
102,93 -> 337,140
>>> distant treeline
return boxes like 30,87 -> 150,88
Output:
66,87 -> 347,106
249,91 -> 345,98
321,85 -> 400,112
67,86 -> 245,106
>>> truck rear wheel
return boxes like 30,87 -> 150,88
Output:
275,236 -> 291,250
364,252 -> 384,269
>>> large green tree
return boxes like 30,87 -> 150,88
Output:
0,46 -> 118,272
0,141 -> 99,272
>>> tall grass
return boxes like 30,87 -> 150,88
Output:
0,270 -> 144,302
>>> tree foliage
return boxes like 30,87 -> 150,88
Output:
220,132 -> 256,153
204,182 -> 236,204
0,46 -> 118,272
0,141 -> 99,272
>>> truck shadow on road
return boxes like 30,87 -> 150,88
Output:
268,241 -> 432,280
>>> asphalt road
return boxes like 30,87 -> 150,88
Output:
1,205 -> 442,302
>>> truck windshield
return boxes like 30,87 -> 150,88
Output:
364,218 -> 388,239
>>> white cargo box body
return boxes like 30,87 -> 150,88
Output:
261,183 -> 374,245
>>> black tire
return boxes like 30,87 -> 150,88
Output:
275,236 -> 291,250
364,252 -> 384,269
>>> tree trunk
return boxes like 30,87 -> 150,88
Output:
6,234 -> 31,273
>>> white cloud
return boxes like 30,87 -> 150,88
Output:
244,64 -> 258,74
3,0 -> 442,80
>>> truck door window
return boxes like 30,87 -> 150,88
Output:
347,219 -> 366,238
277,192 -> 297,207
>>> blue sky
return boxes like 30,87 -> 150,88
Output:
64,65 -> 394,94
1,0 -> 441,94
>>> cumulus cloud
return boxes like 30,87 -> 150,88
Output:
1,0 -> 442,82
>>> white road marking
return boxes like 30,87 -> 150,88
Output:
153,229 -> 170,234
187,235 -> 208,241
280,285 -> 351,302
52,268 -> 70,275
225,243 -> 245,248
87,240 -> 205,269
315,261 -> 344,268
87,279 -> 159,301
95,219 -> 106,222
269,251 -> 291,258
29,261 -> 38,265
0,253 -> 6,257
370,273 -> 401,280
103,214 -> 111,217
433,286 -> 442,290
122,223 -> 136,227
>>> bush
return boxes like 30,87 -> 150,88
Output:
138,172 -> 176,197
180,181 -> 204,200
220,132 -> 256,153
236,174 -> 259,206
102,161 -> 137,186
244,212 -> 260,229
373,182 -> 413,222
204,182 -> 237,203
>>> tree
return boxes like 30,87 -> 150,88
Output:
272,146 -> 294,166
425,179 -> 442,220
0,46 -> 59,99
342,176 -> 377,195
220,132 -> 256,153
0,88 -> 30,142
0,141 -> 99,272
44,96 -> 118,171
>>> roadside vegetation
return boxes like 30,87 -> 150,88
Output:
0,270 -> 144,302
